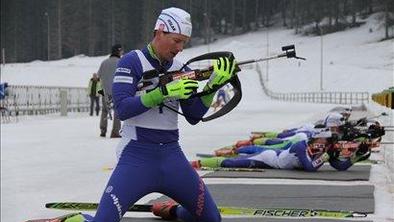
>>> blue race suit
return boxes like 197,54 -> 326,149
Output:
221,141 -> 354,172
93,45 -> 221,222
216,89 -> 227,103
263,124 -> 315,146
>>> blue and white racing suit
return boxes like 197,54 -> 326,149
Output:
262,124 -> 316,146
93,45 -> 221,222
222,141 -> 354,172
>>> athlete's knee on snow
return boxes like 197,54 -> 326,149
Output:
177,203 -> 221,222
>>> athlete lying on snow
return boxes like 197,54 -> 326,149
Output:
191,130 -> 372,172
214,111 -> 384,157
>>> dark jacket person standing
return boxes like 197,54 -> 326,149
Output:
97,44 -> 123,138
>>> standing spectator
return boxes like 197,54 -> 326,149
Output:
97,44 -> 123,138
87,73 -> 101,116
0,82 -> 9,100
0,82 -> 10,120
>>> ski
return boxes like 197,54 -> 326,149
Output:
196,152 -> 240,158
104,165 -> 263,172
25,212 -> 81,222
45,202 -> 368,218
198,166 -> 264,172
196,153 -> 215,158
196,152 -> 238,158
102,166 -> 113,171
46,202 -> 151,212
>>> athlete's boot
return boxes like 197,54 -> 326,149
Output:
62,214 -> 84,222
152,200 -> 178,220
190,160 -> 201,169
63,213 -> 93,222
200,157 -> 226,168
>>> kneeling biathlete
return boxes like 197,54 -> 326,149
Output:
65,7 -> 237,222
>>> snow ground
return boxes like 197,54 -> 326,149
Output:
1,13 -> 393,222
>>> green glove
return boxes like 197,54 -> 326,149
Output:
200,57 -> 236,107
140,87 -> 164,108
163,79 -> 199,100
206,57 -> 236,90
321,152 -> 330,162
141,79 -> 198,108
64,214 -> 86,222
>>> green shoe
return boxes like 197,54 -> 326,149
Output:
265,141 -> 291,149
200,157 -> 226,168
264,131 -> 279,138
63,213 -> 85,222
253,137 -> 269,145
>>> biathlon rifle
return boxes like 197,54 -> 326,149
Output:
341,124 -> 385,141
139,44 -> 305,122
354,112 -> 388,127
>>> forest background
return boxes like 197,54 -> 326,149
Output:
1,0 -> 393,63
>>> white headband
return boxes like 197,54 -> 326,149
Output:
154,7 -> 192,37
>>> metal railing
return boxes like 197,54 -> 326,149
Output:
271,91 -> 369,104
0,85 -> 89,117
256,64 -> 369,104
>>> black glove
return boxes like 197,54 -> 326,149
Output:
327,148 -> 340,159
357,152 -> 371,162
356,142 -> 369,156
367,126 -> 385,138
351,142 -> 371,163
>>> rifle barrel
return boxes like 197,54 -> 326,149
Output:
381,141 -> 394,145
237,53 -> 288,66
